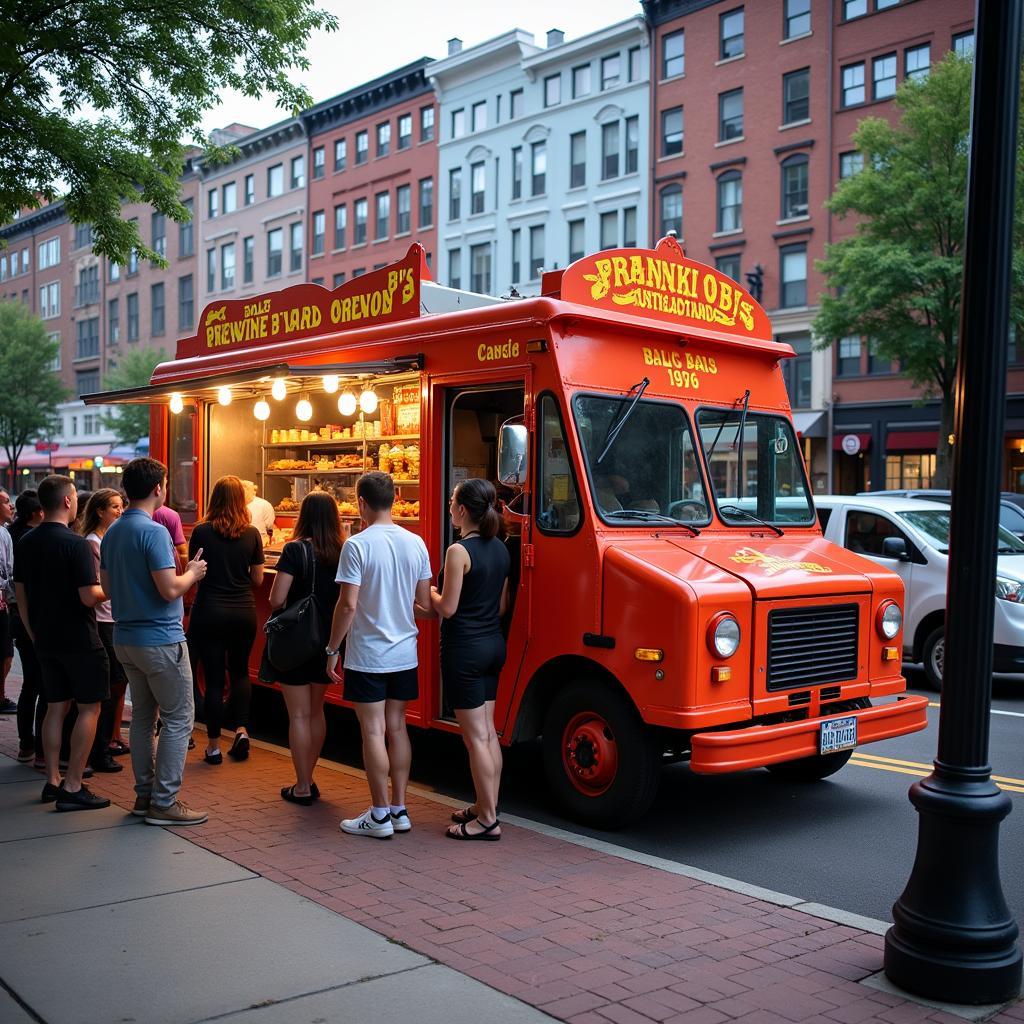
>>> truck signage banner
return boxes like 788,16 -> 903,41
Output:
559,236 -> 773,342
177,243 -> 430,360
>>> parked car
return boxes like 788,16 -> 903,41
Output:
861,489 -> 1024,539
816,494 -> 1024,689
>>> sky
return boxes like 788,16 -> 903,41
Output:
200,0 -> 642,136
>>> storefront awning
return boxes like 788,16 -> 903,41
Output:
0,450 -> 56,469
792,410 -> 827,438
886,430 -> 939,452
833,432 -> 872,452
50,444 -> 116,469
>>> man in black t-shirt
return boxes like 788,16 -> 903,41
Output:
13,475 -> 111,811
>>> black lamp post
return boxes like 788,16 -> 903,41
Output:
883,0 -> 1023,1004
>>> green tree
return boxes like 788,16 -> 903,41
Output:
99,347 -> 168,445
1,0 -> 337,265
0,303 -> 67,485
813,53 -> 1022,488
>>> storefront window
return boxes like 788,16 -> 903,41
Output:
537,395 -> 581,534
885,453 -> 936,490
169,407 -> 197,522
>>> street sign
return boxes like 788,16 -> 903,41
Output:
841,434 -> 861,456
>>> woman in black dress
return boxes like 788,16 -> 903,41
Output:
260,492 -> 342,805
187,475 -> 264,764
430,478 -> 510,840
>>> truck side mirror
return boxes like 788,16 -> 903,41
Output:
498,422 -> 529,487
882,536 -> 910,561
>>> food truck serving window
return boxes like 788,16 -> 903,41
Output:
573,394 -> 710,527
696,408 -> 814,526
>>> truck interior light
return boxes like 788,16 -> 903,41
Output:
359,387 -> 378,414
707,614 -> 741,658
634,648 -> 664,662
338,390 -> 357,416
876,601 -> 903,639
217,386 -> 232,406
253,399 -> 271,421
711,666 -> 732,683
169,392 -> 184,414
295,395 -> 313,422
883,646 -> 900,662
526,340 -> 547,353
271,377 -> 288,401
322,375 -> 339,394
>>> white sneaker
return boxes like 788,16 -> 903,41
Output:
390,808 -> 412,833
340,808 -> 394,839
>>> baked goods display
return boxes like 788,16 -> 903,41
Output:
393,499 -> 420,519
378,443 -> 419,480
268,455 -> 374,472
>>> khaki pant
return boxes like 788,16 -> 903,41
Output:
115,642 -> 194,808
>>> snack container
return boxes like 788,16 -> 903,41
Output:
378,444 -> 391,473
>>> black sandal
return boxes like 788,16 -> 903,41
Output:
446,819 -> 501,841
451,806 -> 477,824
281,785 -> 313,806
310,782 -> 320,801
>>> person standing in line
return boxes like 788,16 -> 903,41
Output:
0,488 -> 16,714
100,457 -> 209,826
80,489 -> 128,774
10,491 -> 45,764
326,472 -> 432,839
153,502 -> 188,565
187,475 -> 263,764
13,475 -> 110,811
429,480 -> 509,841
242,480 -> 276,547
260,491 -> 342,804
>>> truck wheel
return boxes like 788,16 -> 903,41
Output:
766,748 -> 854,782
922,627 -> 944,691
542,681 -> 660,829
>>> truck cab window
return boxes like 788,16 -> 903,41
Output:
537,394 -> 580,533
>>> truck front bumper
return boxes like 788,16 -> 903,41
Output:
689,694 -> 929,775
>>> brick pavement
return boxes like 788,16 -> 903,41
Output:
2,676 -> 1021,1024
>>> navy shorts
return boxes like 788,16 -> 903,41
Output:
343,666 -> 418,704
38,647 -> 110,705
441,634 -> 506,710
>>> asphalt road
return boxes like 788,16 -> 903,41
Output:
252,667 -> 1024,928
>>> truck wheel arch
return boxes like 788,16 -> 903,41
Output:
913,610 -> 945,663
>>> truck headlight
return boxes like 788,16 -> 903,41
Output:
876,601 -> 902,640
708,614 -> 741,658
995,576 -> 1024,602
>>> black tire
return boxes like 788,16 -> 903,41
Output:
541,680 -> 660,829
922,626 -> 944,691
766,748 -> 854,782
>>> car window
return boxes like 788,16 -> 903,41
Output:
817,507 -> 832,529
999,503 -> 1024,536
844,511 -> 909,557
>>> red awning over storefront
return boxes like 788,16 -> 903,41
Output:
0,450 -> 56,469
50,444 -> 113,468
886,430 -> 939,451
833,432 -> 872,452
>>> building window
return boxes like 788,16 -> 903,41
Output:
267,164 -> 284,197
76,371 -> 100,398
178,275 -> 193,331
781,334 -> 812,408
661,106 -> 683,156
783,68 -> 810,124
567,131 -> 587,189
628,45 -> 642,81
244,174 -> 255,205
953,32 -> 974,59
179,199 -> 194,257
39,281 -> 60,319
529,225 -> 545,280
886,454 -> 936,490
333,272 -> 346,288
719,89 -> 743,141
840,150 -> 864,178
75,265 -> 99,307
219,242 -> 235,290
600,211 -> 617,251
398,114 -> 412,150
784,0 -> 811,38
206,247 -> 216,292
511,228 -> 522,282
660,184 -> 683,237
267,227 -> 283,277
418,178 -> 433,228
288,222 -> 302,272
572,64 -> 591,98
396,185 -> 411,235
781,154 -> 809,218
623,116 -> 639,175
841,62 -> 866,107
352,268 -> 365,278
511,147 -> 522,200
47,335 -> 61,371
221,184 -> 236,216
843,0 -> 867,19
376,121 -> 390,158
531,141 -> 546,196
470,99 -> 487,130
108,298 -> 119,344
108,261 -> 120,282
151,282 -> 165,335
544,74 -> 561,108
207,188 -> 218,218
451,109 -> 465,139
126,293 -> 139,341
21,247 -> 30,273
663,30 -> 684,78
567,220 -> 584,263
312,210 -> 325,254
421,105 -> 435,141
837,335 -> 861,375
779,243 -> 807,307
716,253 -> 741,282
37,236 -> 60,269
873,53 -> 897,100
290,155 -> 305,189
716,172 -> 742,233
374,192 -> 389,240
468,162 -> 485,215
620,206 -> 636,248
449,168 -> 461,220
333,205 -> 347,250
355,130 -> 368,164
74,223 -> 93,250
76,317 -> 99,359
243,237 -> 254,284
334,138 -> 347,172
313,146 -> 325,179
868,338 -> 890,374
470,244 -> 491,294
602,122 -> 620,179
449,249 -> 461,290
354,198 -> 368,244
905,44 -> 930,81
509,89 -> 524,119
601,54 -> 620,90
720,7 -> 744,59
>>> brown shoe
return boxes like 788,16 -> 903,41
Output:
132,795 -> 151,817
144,800 -> 208,827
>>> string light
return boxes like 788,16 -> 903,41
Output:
359,388 -> 378,414
322,375 -> 339,394
271,378 -> 287,401
338,391 -> 357,416
295,395 -> 313,421
253,399 -> 271,421
169,393 -> 184,414
217,386 -> 232,406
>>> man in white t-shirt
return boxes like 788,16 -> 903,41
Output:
242,480 -> 276,544
327,472 -> 431,838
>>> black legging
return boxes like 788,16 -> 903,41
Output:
94,621 -> 129,760
189,605 -> 256,740
12,607 -> 45,758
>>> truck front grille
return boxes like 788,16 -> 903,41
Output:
767,604 -> 859,691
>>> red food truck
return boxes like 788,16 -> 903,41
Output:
88,238 -> 928,827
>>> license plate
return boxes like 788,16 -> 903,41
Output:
819,715 -> 857,755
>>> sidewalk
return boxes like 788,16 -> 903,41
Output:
1,684 -> 1022,1024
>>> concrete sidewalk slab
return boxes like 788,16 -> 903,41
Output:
0,824 -> 255,923
0,779 -> 131,842
0,876 -> 429,1024
0,760 -> 39,784
0,989 -> 36,1024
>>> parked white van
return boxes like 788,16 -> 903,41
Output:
814,494 -> 1024,689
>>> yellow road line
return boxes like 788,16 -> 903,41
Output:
849,754 -> 1024,794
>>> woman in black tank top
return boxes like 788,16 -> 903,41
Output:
430,479 -> 510,840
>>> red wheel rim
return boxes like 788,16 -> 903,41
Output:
562,711 -> 618,796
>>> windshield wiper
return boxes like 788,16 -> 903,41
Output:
604,508 -> 700,536
704,390 -> 750,469
596,377 -> 649,465
718,503 -> 784,537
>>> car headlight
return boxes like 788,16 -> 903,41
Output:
876,600 -> 902,639
995,576 -> 1024,602
708,614 -> 741,658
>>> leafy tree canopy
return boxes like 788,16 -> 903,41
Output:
0,0 -> 338,265
99,346 -> 168,445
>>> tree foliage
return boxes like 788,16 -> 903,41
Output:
813,54 -> 1022,487
99,347 -> 168,445
0,303 -> 68,480
0,0 -> 337,265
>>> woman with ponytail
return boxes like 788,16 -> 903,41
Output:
430,478 -> 510,840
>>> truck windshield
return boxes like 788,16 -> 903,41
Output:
573,395 -> 710,526
898,509 -> 1024,554
696,408 -> 814,526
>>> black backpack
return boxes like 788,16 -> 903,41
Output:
263,541 -> 324,672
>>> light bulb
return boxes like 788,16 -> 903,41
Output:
254,399 -> 271,421
296,397 -> 313,422
217,386 -> 232,406
169,393 -> 184,414
271,378 -> 287,401
322,375 -> 339,394
338,391 -> 357,416
359,388 -> 378,414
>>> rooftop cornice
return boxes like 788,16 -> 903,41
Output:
0,201 -> 67,239
641,0 -> 727,28
521,16 -> 648,71
427,30 -> 540,84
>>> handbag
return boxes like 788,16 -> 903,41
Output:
263,540 -> 324,672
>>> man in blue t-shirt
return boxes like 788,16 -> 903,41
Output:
100,458 -> 208,826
